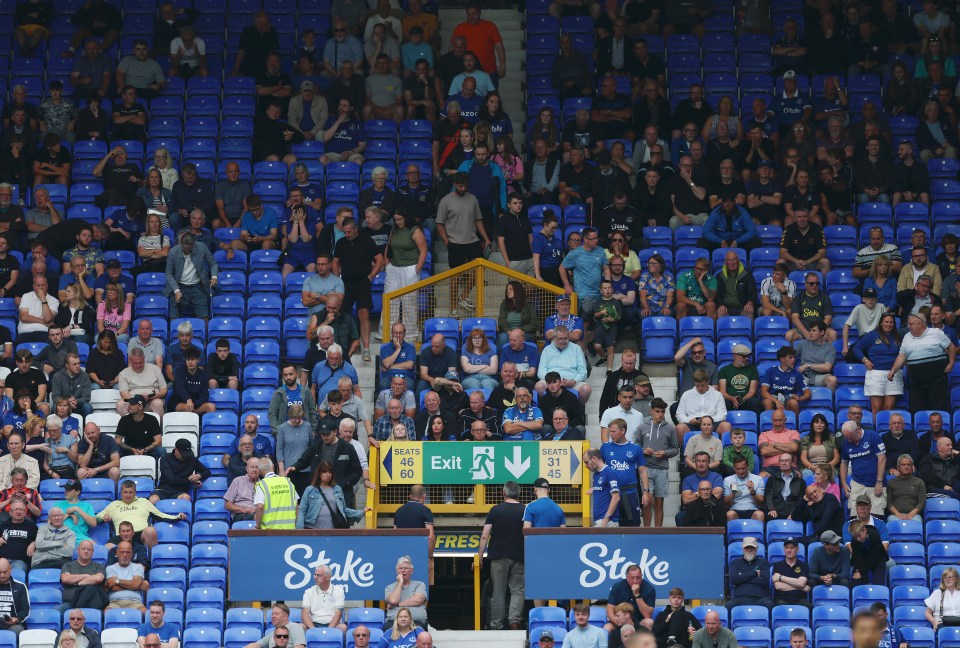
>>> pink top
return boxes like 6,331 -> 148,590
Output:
758,428 -> 802,468
492,153 -> 523,192
97,301 -> 131,334
823,481 -> 842,501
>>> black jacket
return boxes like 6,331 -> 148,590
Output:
896,288 -> 943,320
0,578 -> 29,626
764,471 -> 805,517
595,35 -> 636,76
653,607 -> 701,648
791,492 -> 844,537
684,496 -> 725,526
714,268 -> 757,309
156,454 -> 212,493
850,525 -> 889,572
919,452 -> 960,491
293,438 -> 363,502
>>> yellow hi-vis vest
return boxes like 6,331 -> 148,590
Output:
257,474 -> 297,529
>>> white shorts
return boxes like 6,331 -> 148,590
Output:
594,519 -> 619,528
864,368 -> 904,397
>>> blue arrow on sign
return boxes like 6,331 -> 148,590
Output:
569,449 -> 580,477
383,448 -> 393,479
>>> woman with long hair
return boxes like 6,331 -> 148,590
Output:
135,212 -> 171,275
938,232 -> 959,278
3,388 -> 39,435
425,414 -> 456,441
388,423 -> 410,441
531,107 -> 560,155
885,60 -> 921,117
86,330 -> 124,389
295,460 -> 364,529
135,167 -> 173,224
799,412 -> 838,477
606,233 -> 641,280
438,127 -> 475,189
96,282 -> 131,343
702,95 -> 743,142
492,135 -> 523,195
473,121 -> 493,151
55,283 -> 96,345
147,146 -> 179,190
460,328 -> 499,391
497,281 -> 537,347
926,567 -> 960,630
22,413 -> 50,467
782,121 -> 816,168
814,463 -> 841,501
863,255 -> 897,311
478,91 -> 513,137
852,312 -> 903,416
379,607 -> 422,648
383,211 -> 427,342
637,253 -> 675,317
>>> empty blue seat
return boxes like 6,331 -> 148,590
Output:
731,606 -> 769,629
347,608 -> 384,630
899,627 -> 935,648
226,608 -> 265,632
893,585 -> 931,608
528,607 -> 566,632
925,498 -> 960,521
770,606 -> 809,630
811,586 -> 849,607
734,627 -> 771,648
887,542 -> 926,566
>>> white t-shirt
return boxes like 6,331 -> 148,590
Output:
600,405 -> 644,440
925,588 -> 960,623
302,583 -> 346,624
170,36 -> 206,68
18,291 -> 59,334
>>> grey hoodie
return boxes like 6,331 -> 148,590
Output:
637,419 -> 679,470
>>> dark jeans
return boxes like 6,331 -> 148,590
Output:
169,282 -> 210,318
852,563 -> 886,587
62,584 -> 108,611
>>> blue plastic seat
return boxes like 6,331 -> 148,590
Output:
191,521 -> 229,545
150,567 -> 187,591
727,519 -> 763,542
925,498 -> 960,521
888,520 -> 924,544
770,605 -> 809,630
29,588 -> 62,610
104,608 -> 143,630
928,542 -> 960,566
305,626 -> 346,648
183,627 -> 222,648
347,608 -> 385,630
939,627 -> 960,648
887,542 -> 926,566
185,607 -> 224,632
152,544 -> 189,570
186,587 -> 225,612
734,627 -> 771,648
189,567 -> 227,591
811,586 -> 849,607
893,585 -> 931,608
528,607 -> 566,632
731,606 -> 769,629
226,608 -> 265,632
851,584 -> 889,608
889,564 -> 928,588
899,627 -> 935,648
816,626 -> 852,647
191,543 -> 229,568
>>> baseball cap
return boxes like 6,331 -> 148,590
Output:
533,478 -> 551,489
126,394 -> 147,406
300,80 -> 316,92
733,343 -> 752,356
863,288 -> 878,298
758,159 -> 774,168
634,374 -> 651,386
106,259 -> 122,269
319,427 -> 336,435
174,438 -> 194,458
556,295 -> 571,303
783,537 -> 799,547
444,370 -> 460,382
742,536 -> 759,549
820,530 -> 842,545
783,70 -> 796,79
64,479 -> 82,492
540,630 -> 555,642
855,494 -> 872,505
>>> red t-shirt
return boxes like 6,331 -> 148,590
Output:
451,20 -> 503,74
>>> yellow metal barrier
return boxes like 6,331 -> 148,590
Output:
380,258 -> 577,344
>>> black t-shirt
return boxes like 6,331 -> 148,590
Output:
393,500 -> 434,529
784,185 -> 818,213
115,413 -> 160,450
0,255 -> 19,289
6,367 -> 45,401
333,233 -> 381,281
484,501 -> 525,562
419,345 -> 457,380
402,75 -> 433,103
562,121 -> 598,150
495,213 -> 533,260
559,163 -> 596,201
0,518 -> 37,561
103,162 -> 142,199
111,102 -> 147,141
316,412 -> 353,437
34,148 -> 73,168
780,222 -> 826,261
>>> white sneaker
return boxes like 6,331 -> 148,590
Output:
466,494 -> 475,504
373,330 -> 382,341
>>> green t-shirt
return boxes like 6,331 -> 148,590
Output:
676,269 -> 718,304
722,445 -> 756,473
718,363 -> 760,398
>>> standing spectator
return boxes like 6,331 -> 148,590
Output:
150,439 -> 209,503
853,312 -> 903,417
476,481 -> 524,630
840,420 -> 887,516
888,312 -> 953,412
451,4 -> 505,85
849,520 -> 889,586
232,12 -> 279,77
333,218 -> 384,362
164,233 -> 217,320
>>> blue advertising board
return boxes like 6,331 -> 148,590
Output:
228,530 -> 430,601
524,529 -> 726,599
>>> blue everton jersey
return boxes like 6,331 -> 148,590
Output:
600,441 -> 646,487
591,466 -> 621,522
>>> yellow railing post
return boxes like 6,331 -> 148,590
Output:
581,441 -> 591,524
474,555 -> 482,630
367,446 -> 379,528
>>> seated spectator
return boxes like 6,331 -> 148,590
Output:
32,137 -> 71,189
779,210 -> 830,281
771,538 -> 811,606
31,507 -> 74,570
224,432 -> 267,482
539,373 -> 586,438
207,339 -> 240,391
311,345 -> 359,404
891,141 -> 930,206
54,479 -> 96,545
301,564 -> 348,632
0,432 -> 39,489
115,395 -> 163,460
674,372 -> 731,440
364,54 -> 404,123
925,568 -> 960,632
96,282 -> 131,343
17,275 -> 58,342
0,500 -> 36,572
76,421 -> 120,482
252,102 -> 303,165
714,252 -> 757,319
374,376 -> 416,421
213,162 -> 252,229
722,427 -> 757,475
919,437 -> 960,498
535,326 -> 590,403
765,454 -> 804,519
224,456 -> 260,523
808,530 -> 851,588
60,539 -> 106,611
137,600 -> 180,648
849,519 -> 888,586
888,455 -> 926,522
66,0 -> 121,53
49,353 -> 91,418
917,100 -> 958,161
169,347 -> 214,415
110,86 -> 148,143
501,386 -> 543,442
417,333 -> 458,395
169,165 -> 215,229
496,283 -> 536,349
675,257 -> 717,320
169,24 -> 206,79
881,412 -> 919,470
726,537 -> 773,610
678,452 -> 723,524
320,98 -> 367,166
699,194 -> 759,253
99,479 -> 185,550
759,411 -> 801,477
43,416 -> 78,480
499,329 -> 539,389
723,456 -> 765,521
117,347 -> 166,416
379,324 -> 417,391
0,463 -> 41,523
458,328 -> 498,392
57,610 -> 101,648
681,416 -> 724,479
799,413 -> 839,478
792,482 -> 844,541
105,541 -> 147,611
717,345 -> 762,415
235,195 -> 279,252
255,52 -> 293,116
149,438 -> 209,503
146,146 -> 178,191
794,320 -> 839,390
384,557 -> 428,629
36,326 -> 78,378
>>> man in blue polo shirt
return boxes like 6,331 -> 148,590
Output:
138,600 -> 180,648
379,322 -> 417,386
501,387 -> 543,441
600,418 -> 652,527
523,478 -> 565,529
499,329 -> 539,389
584,448 -> 619,527
840,420 -> 887,517
604,564 -> 656,631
